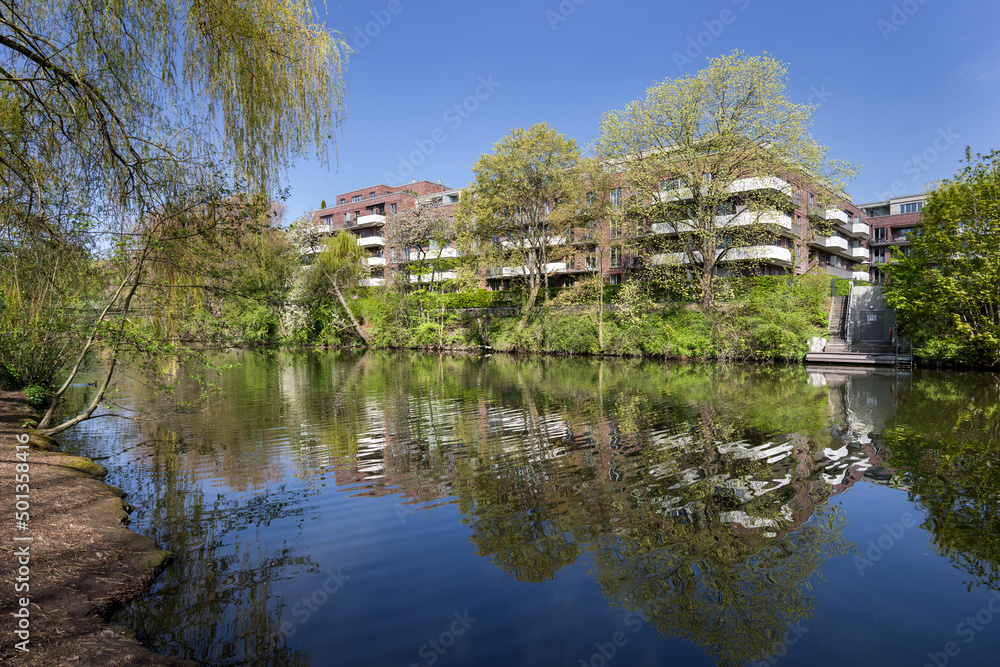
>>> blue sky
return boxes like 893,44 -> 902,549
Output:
280,0 -> 1000,222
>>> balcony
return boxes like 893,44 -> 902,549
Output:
367,257 -> 385,267
355,213 -> 386,228
849,247 -> 869,260
840,221 -> 870,238
727,176 -> 794,196
811,235 -> 849,252
824,209 -> 850,225
360,277 -> 385,287
652,245 -> 792,267
852,271 -> 870,282
357,236 -> 385,248
650,210 -> 792,236
409,271 -> 457,283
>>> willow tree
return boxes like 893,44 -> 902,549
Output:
598,51 -> 856,312
1,0 -> 348,435
456,123 -> 581,325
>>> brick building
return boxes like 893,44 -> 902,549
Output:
856,194 -> 927,283
310,180 -> 454,285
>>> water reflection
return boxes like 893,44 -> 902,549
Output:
59,354 -> 1000,666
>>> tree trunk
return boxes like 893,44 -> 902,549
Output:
331,278 -> 370,344
520,275 -> 542,329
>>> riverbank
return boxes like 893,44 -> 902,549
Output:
0,393 -> 193,666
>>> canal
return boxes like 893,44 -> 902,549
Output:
61,352 -> 1000,666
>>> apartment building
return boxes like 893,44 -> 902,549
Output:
856,194 -> 927,283
481,174 -> 869,291
309,180 -> 453,285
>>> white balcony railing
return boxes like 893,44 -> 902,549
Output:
651,210 -> 792,236
813,235 -> 849,252
852,271 -> 870,282
357,236 -> 385,248
360,277 -> 385,287
849,247 -> 868,260
652,245 -> 792,266
367,257 -> 385,267
824,209 -> 850,224
356,213 -> 386,227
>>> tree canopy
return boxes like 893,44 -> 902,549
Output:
597,51 -> 856,311
884,149 -> 1000,366
1,0 -> 348,434
456,122 -> 581,322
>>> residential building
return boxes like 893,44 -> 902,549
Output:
857,194 -> 927,283
309,180 -> 453,286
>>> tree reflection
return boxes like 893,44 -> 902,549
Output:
114,427 -> 315,666
883,371 -> 1000,590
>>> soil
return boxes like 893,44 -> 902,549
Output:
0,391 -> 196,666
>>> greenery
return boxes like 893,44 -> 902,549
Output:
597,50 -> 857,312
884,149 -> 1000,366
0,0 -> 347,435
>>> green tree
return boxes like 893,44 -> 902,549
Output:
884,149 -> 1000,366
1,0 -> 348,434
456,123 -> 581,325
314,231 -> 370,344
597,51 -> 856,312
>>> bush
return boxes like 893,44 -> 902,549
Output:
23,384 -> 50,409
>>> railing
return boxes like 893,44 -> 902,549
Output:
845,280 -> 855,348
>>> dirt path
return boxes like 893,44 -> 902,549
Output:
0,393 -> 195,666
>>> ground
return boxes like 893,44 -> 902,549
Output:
0,392 -> 194,666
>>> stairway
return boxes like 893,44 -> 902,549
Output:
825,296 -> 848,353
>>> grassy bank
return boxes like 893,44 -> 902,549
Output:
316,274 -> 832,362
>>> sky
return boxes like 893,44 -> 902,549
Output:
280,0 -> 1000,222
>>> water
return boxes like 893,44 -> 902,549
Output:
59,352 -> 1000,666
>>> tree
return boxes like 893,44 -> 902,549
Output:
383,201 -> 456,289
884,149 -> 1000,366
597,51 -> 856,312
315,231 -> 371,344
1,0 -> 348,434
456,123 -> 581,325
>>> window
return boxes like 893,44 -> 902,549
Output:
716,201 -> 736,216
352,195 -> 362,203
895,227 -> 914,240
610,246 -> 622,268
610,188 -> 622,209
609,273 -> 622,285
369,191 -> 376,199
873,227 -> 888,242
610,218 -> 621,239
872,248 -> 886,264
660,177 -> 682,191
339,198 -> 345,205
899,202 -> 923,214
585,246 -> 597,270
390,203 -> 397,214
585,192 -> 596,207
344,213 -> 350,223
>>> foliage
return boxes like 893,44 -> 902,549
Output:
456,123 -> 581,321
0,0 -> 348,435
884,149 -> 1000,366
597,50 -> 857,312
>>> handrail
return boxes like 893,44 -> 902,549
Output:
844,280 -> 854,350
